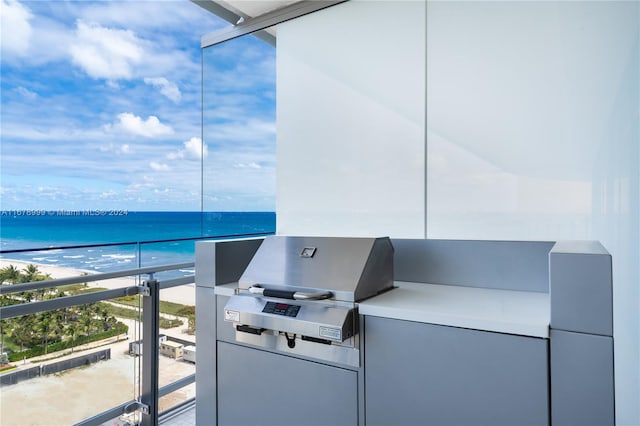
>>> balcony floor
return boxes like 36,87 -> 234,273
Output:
160,403 -> 196,426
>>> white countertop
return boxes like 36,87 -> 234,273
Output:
214,281 -> 550,338
358,282 -> 550,338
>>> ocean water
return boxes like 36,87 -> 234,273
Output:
0,211 -> 275,275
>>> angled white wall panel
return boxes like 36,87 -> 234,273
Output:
276,0 -> 426,238
426,2 -> 639,423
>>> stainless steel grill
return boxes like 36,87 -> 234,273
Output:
223,235 -> 394,366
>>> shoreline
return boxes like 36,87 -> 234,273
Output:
0,258 -> 196,306
0,258 -> 100,280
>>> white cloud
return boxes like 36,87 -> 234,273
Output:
149,161 -> 170,172
204,118 -> 276,144
99,190 -> 117,199
184,137 -> 207,159
235,162 -> 262,169
14,86 -> 37,100
0,0 -> 33,59
100,143 -> 132,154
69,20 -> 144,81
79,1 -> 226,33
144,77 -> 182,103
167,137 -> 208,161
107,112 -> 173,138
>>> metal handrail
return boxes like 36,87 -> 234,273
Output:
0,285 -> 142,319
1,234 -> 272,425
0,231 -> 272,255
72,399 -> 143,426
0,262 -> 194,295
0,261 -> 198,426
159,373 -> 196,398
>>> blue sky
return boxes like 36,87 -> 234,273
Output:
0,0 -> 276,212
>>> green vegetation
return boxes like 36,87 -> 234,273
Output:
112,295 -> 193,316
0,264 -> 128,364
0,263 -> 196,364
7,323 -> 128,362
109,295 -> 194,333
100,302 -> 141,320
73,287 -> 108,294
98,301 -> 184,329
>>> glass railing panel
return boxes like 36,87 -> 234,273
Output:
0,236 -> 259,423
202,28 -> 277,215
0,249 -> 146,425
159,383 -> 196,415
1,245 -> 141,277
202,211 -> 276,237
137,240 -> 195,283
155,285 -> 196,414
0,306 -> 139,425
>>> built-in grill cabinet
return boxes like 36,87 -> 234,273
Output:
223,236 -> 392,365
215,236 -> 393,426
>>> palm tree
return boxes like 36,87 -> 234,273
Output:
98,306 -> 112,331
106,316 -> 118,331
22,264 -> 41,282
66,323 -> 79,353
11,318 -> 34,353
0,318 -> 8,354
36,312 -> 58,354
0,294 -> 11,308
0,265 -> 20,284
81,311 -> 94,337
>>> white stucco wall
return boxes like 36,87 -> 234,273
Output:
276,0 -> 426,238
276,1 -> 639,423
426,3 -> 639,424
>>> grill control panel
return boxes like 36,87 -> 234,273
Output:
262,301 -> 301,317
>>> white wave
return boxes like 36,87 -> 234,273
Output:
101,254 -> 136,260
63,255 -> 85,259
31,257 -> 59,263
84,257 -> 110,263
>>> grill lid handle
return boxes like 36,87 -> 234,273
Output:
248,285 -> 333,301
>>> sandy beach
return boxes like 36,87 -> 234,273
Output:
0,258 -> 197,425
0,258 -> 196,306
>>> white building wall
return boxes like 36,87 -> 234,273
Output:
426,3 -> 639,424
276,1 -> 639,423
276,0 -> 426,238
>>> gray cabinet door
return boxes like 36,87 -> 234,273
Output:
365,316 -> 549,426
217,341 -> 358,426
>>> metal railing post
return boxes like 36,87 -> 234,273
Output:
140,277 -> 159,426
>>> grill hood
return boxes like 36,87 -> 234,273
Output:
238,236 -> 394,302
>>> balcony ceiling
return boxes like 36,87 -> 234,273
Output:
215,0 -> 302,19
194,0 -> 303,24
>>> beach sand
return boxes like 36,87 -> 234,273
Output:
0,344 -> 196,425
0,259 -> 197,425
0,258 -> 196,306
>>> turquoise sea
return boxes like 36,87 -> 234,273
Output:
0,211 -> 275,275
